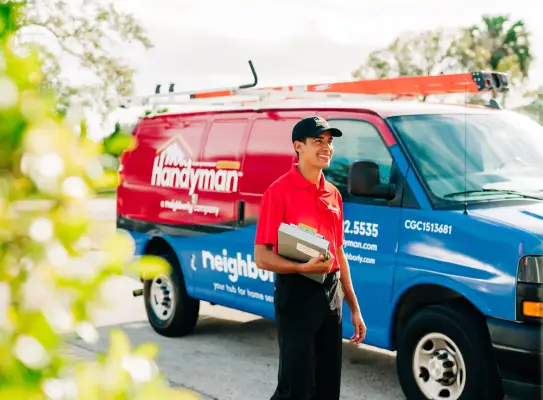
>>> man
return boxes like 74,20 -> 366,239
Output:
254,116 -> 366,400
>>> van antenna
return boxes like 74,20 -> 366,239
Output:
463,79 -> 468,215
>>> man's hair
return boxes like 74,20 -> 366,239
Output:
294,137 -> 308,158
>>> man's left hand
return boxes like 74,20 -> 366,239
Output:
350,310 -> 366,345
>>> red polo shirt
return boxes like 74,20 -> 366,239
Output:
255,163 -> 344,273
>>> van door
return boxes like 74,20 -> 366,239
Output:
188,115 -> 252,308
319,111 -> 403,349
235,112 -> 307,318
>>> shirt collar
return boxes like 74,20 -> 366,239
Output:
288,163 -> 331,193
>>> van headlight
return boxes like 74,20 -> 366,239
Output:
518,256 -> 543,284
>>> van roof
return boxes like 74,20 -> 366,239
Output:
142,98 -> 502,120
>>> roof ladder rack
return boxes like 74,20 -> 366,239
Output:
118,60 -> 509,110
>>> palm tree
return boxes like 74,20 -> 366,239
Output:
450,15 -> 533,104
516,87 -> 543,124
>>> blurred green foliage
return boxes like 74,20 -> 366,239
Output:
0,2 -> 200,399
96,107 -> 169,193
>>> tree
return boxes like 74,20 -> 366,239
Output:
515,87 -> 543,124
449,14 -> 533,106
353,28 -> 461,80
451,15 -> 532,84
352,15 -> 533,105
11,0 -> 152,119
0,3 -> 197,398
352,28 -> 466,101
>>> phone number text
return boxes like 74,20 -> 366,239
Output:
344,220 -> 379,237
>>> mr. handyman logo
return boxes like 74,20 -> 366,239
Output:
151,132 -> 243,195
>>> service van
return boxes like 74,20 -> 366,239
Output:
116,65 -> 542,400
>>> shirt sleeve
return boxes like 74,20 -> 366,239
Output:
254,186 -> 285,251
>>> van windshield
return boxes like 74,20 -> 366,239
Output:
386,111 -> 543,203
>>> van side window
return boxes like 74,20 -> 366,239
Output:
163,120 -> 208,161
324,119 -> 393,199
203,118 -> 248,162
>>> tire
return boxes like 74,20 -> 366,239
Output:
143,252 -> 200,337
396,301 -> 503,400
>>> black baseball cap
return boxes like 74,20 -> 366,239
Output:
291,116 -> 343,143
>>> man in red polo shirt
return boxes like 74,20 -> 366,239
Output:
254,116 -> 366,400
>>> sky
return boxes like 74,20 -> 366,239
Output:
80,0 -> 543,140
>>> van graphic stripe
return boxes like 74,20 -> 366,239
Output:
370,115 -> 396,146
117,215 -> 258,237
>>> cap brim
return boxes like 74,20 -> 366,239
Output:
292,127 -> 343,143
319,127 -> 342,137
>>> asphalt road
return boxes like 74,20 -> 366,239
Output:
69,273 -> 405,400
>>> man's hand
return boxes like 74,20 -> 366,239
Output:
350,309 -> 366,345
298,254 -> 334,274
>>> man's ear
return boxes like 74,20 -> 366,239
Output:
293,138 -> 306,154
293,140 -> 301,154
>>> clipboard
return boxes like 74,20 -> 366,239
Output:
277,222 -> 330,283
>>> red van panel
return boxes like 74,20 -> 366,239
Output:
196,115 -> 252,227
117,114 -> 211,225
235,110 -> 325,225
118,109 -> 336,229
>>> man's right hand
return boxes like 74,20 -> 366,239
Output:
299,253 -> 334,274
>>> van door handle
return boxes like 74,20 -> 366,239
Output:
237,200 -> 245,226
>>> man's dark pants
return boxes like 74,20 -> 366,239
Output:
270,271 -> 344,400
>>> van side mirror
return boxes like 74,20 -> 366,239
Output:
348,160 -> 396,200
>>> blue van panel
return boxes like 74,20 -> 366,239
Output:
394,207 -> 520,322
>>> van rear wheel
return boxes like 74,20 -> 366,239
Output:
396,302 -> 503,400
143,252 -> 199,337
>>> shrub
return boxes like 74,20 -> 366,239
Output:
0,3 -> 199,399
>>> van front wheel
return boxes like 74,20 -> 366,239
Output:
396,302 -> 502,400
143,252 -> 199,337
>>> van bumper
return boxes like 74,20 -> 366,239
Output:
486,317 -> 542,399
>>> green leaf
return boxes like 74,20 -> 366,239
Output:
107,329 -> 131,360
133,342 -> 159,360
126,255 -> 171,280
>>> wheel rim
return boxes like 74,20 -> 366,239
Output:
412,332 -> 466,400
149,274 -> 175,321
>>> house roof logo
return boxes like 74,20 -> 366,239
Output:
155,133 -> 241,171
156,135 -> 193,159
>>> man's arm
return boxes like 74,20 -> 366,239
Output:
338,244 -> 366,344
253,186 -> 303,274
335,191 -> 360,313
337,245 -> 360,313
254,244 -> 303,274
253,186 -> 333,275
255,244 -> 333,274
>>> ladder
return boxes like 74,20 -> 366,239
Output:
118,60 -> 509,110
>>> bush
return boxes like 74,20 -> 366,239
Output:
0,3 -> 199,399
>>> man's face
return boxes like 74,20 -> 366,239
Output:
295,131 -> 334,169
